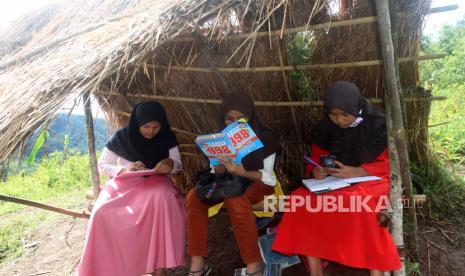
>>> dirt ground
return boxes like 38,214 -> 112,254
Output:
0,209 -> 464,276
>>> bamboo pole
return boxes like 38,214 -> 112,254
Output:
385,95 -> 407,276
106,92 -> 446,107
274,36 -> 300,137
177,16 -> 378,43
429,4 -> 459,14
175,5 -> 458,43
83,93 -> 101,200
375,0 -> 418,260
109,112 -> 199,136
0,194 -> 89,219
146,54 -> 445,73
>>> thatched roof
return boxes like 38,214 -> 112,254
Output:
0,0 -> 432,188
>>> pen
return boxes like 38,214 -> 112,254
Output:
304,155 -> 323,169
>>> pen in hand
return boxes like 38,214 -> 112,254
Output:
304,155 -> 323,169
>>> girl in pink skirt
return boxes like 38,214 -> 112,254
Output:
78,101 -> 186,276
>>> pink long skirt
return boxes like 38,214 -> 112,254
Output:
78,174 -> 186,276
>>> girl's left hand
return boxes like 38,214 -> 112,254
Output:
218,157 -> 246,176
326,161 -> 369,179
153,159 -> 174,175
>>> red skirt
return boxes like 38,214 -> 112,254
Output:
272,179 -> 401,271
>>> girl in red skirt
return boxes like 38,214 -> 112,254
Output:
272,81 -> 401,276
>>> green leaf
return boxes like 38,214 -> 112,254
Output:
27,129 -> 48,164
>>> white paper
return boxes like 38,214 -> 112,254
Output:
116,169 -> 159,179
302,175 -> 382,193
343,176 -> 381,184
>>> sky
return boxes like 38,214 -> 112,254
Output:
0,0 -> 463,116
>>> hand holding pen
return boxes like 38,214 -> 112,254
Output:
304,155 -> 328,180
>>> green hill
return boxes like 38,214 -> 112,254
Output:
26,113 -> 110,159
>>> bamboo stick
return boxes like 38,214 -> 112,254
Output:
181,152 -> 197,157
106,93 -> 446,107
376,0 -> 418,262
106,113 -> 199,136
179,144 -> 197,148
176,16 -> 378,42
274,36 -> 300,137
174,5 -> 457,43
0,194 -> 89,219
429,4 -> 459,14
83,93 -> 101,200
171,127 -> 199,136
386,105 -> 407,276
146,54 -> 445,73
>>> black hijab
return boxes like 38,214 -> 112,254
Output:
106,101 -> 178,169
310,81 -> 387,166
219,92 -> 280,171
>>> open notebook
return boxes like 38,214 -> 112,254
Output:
302,176 -> 381,194
116,169 -> 159,179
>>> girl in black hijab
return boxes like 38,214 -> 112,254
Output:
105,101 -> 179,173
310,81 -> 387,179
79,101 -> 186,276
216,92 -> 280,176
272,82 -> 401,276
187,92 -> 280,276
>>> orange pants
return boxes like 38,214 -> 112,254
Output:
186,181 -> 274,264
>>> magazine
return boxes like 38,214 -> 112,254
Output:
195,121 -> 264,166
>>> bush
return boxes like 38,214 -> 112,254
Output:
0,152 -> 91,215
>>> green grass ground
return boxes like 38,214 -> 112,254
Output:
0,153 -> 91,263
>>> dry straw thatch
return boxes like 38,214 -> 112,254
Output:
0,0 -> 433,190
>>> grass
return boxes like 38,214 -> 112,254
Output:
428,86 -> 465,165
0,152 -> 91,215
0,212 -> 46,261
0,191 -> 87,263
0,152 -> 92,263
412,158 -> 465,219
410,85 -> 465,219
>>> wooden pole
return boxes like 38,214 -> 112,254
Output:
0,161 -> 5,181
375,0 -> 418,259
83,93 -> 101,200
0,194 -> 89,219
385,100 -> 407,276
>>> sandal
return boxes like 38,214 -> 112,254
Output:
188,263 -> 212,276
245,264 -> 265,276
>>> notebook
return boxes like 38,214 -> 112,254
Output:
302,176 -> 382,194
116,169 -> 159,179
